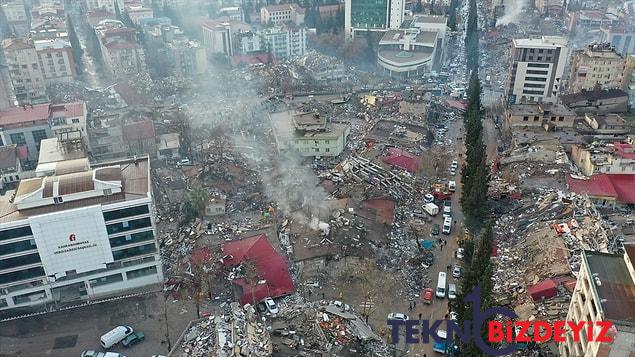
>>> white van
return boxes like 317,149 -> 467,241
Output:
100,326 -> 133,348
442,217 -> 452,235
436,272 -> 447,298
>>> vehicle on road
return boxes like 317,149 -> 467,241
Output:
424,202 -> 439,216
422,288 -> 434,304
122,331 -> 145,348
448,284 -> 457,300
442,217 -> 452,235
100,326 -> 133,348
448,180 -> 456,192
388,312 -> 409,321
451,160 -> 458,169
456,247 -> 465,260
433,330 -> 448,353
424,193 -> 435,203
82,351 -> 127,357
450,167 -> 457,176
436,272 -> 447,298
265,297 -> 279,314
449,311 -> 458,321
431,224 -> 440,235
452,265 -> 462,278
443,200 -> 452,215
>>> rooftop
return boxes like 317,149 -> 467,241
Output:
560,88 -> 628,105
0,145 -> 18,171
513,36 -> 567,49
566,174 -> 635,204
262,3 -> 304,14
1,37 -> 34,51
412,14 -> 447,24
33,38 -> 71,50
0,102 -> 85,128
509,103 -> 575,116
583,250 -> 635,325
0,156 -> 150,224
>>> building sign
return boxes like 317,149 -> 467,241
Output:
29,205 -> 114,277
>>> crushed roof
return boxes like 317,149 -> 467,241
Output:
383,147 -> 420,172
560,88 -> 628,105
566,174 -> 635,204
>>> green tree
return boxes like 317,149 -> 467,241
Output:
66,16 -> 83,74
183,187 -> 209,223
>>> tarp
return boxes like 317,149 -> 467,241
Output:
419,239 -> 434,249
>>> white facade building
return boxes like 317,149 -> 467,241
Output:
507,36 -> 569,104
1,38 -> 48,105
0,155 -> 163,313
260,4 -> 305,26
1,1 -> 29,36
34,39 -> 76,84
262,26 -> 306,60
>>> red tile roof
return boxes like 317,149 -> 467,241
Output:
0,102 -> 86,127
613,143 -> 635,160
124,120 -> 155,140
361,198 -> 396,225
566,174 -> 635,204
446,99 -> 468,111
383,147 -> 420,172
566,174 -> 618,198
527,279 -> 558,301
221,234 -> 295,305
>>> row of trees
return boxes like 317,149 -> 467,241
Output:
447,0 -> 460,31
304,5 -> 344,35
464,0 -> 479,73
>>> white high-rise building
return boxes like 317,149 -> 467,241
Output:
507,36 -> 569,104
345,0 -> 404,39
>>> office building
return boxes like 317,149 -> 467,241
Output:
260,4 -> 304,26
201,19 -> 250,57
560,250 -> 635,356
261,25 -> 307,60
1,38 -> 48,105
0,154 -> 163,313
345,0 -> 404,38
507,36 -> 569,104
567,43 -> 625,94
34,39 -> 76,84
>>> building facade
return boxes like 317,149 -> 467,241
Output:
560,250 -> 635,357
1,38 -> 48,105
0,156 -> 163,314
344,0 -> 404,38
571,142 -> 635,176
262,26 -> 306,60
260,4 -> 304,26
94,20 -> 146,78
34,39 -> 76,84
201,20 -> 251,57
507,36 -> 569,104
0,144 -> 21,189
270,111 -> 350,157
1,1 -> 29,37
377,29 -> 438,77
567,43 -> 625,94
505,103 -> 576,129
600,25 -> 635,56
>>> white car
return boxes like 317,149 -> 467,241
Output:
424,194 -> 435,203
448,180 -> 456,192
452,265 -> 462,278
448,283 -> 457,300
388,312 -> 409,321
456,248 -> 465,260
449,311 -> 458,321
264,297 -> 279,314
451,160 -> 458,169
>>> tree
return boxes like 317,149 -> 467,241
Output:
415,0 -> 423,13
447,0 -> 459,31
66,16 -> 83,74
182,186 -> 209,223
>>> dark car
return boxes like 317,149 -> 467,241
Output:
122,332 -> 145,348
431,224 -> 440,235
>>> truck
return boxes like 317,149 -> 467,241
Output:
431,183 -> 452,200
100,326 -> 133,349
424,203 -> 439,216
422,288 -> 433,304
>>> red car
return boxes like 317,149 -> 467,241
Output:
422,288 -> 434,304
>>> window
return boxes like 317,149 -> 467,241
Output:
103,205 -> 150,221
9,133 -> 26,146
0,239 -> 37,256
109,230 -> 154,248
13,290 -> 46,305
523,116 -> 529,121
112,243 -> 157,260
71,118 -> 80,123
558,116 -> 564,121
53,197 -> 63,204
89,273 -> 123,287
533,116 -> 539,121
524,83 -> 545,88
31,129 -> 48,150
550,116 -> 556,122
106,217 -> 152,235
103,189 -> 112,196
0,266 -> 45,284
0,298 -> 7,308
0,253 -> 41,270
313,148 -> 319,153
523,90 -> 544,95
526,70 -> 548,75
525,77 -> 547,82
126,266 -> 158,280
325,148 -> 330,153
0,226 -> 33,242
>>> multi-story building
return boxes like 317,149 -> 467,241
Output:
571,142 -> 635,176
600,25 -> 635,56
567,10 -> 621,32
261,25 -> 306,60
344,0 -> 404,38
624,55 -> 635,108
234,31 -> 262,54
201,19 -> 250,57
560,250 -> 635,357
270,111 -> 350,157
218,7 -> 244,22
377,29 -> 438,77
260,4 -> 305,26
0,154 -> 163,313
1,1 -> 29,37
1,38 -> 48,105
34,39 -> 76,84
145,25 -> 207,77
94,20 -> 146,78
0,102 -> 87,167
567,43 -> 625,94
581,113 -> 631,136
0,144 -> 22,189
30,17 -> 68,41
559,88 -> 629,115
85,0 -> 123,14
125,6 -> 154,25
507,36 -> 569,104
0,63 -> 15,110
534,0 -> 563,16
86,9 -> 116,27
505,103 -> 576,129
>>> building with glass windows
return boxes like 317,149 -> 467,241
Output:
344,0 -> 404,38
0,155 -> 163,314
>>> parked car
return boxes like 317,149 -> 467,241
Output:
100,326 -> 133,348
264,297 -> 279,314
82,352 -> 127,357
456,247 -> 465,260
448,180 -> 456,192
423,252 -> 434,267
450,167 -> 457,176
449,311 -> 458,321
422,288 -> 434,304
452,265 -> 462,278
431,224 -> 440,236
451,160 -> 458,169
443,200 -> 452,215
424,193 -> 435,203
448,283 -> 457,300
122,331 -> 145,348
388,312 -> 409,321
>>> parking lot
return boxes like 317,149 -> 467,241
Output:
0,293 -> 199,357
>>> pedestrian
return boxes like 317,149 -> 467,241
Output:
322,292 -> 325,299
453,220 -> 457,227
413,301 -> 416,308
446,264 -> 450,271
440,244 -> 444,251
419,312 -> 422,319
